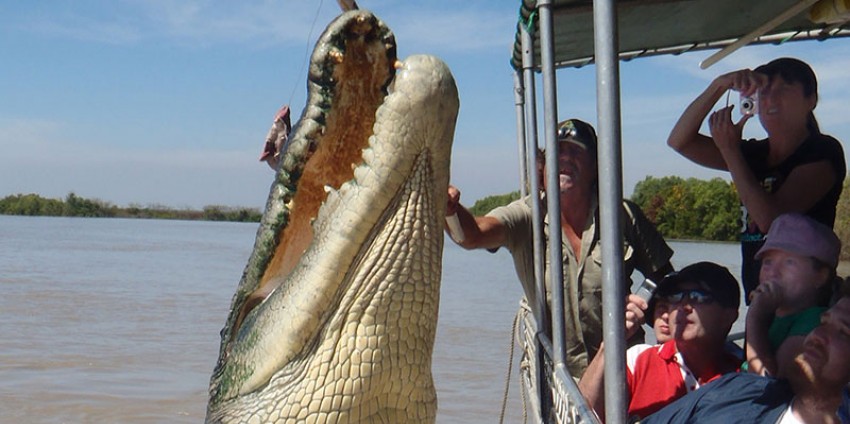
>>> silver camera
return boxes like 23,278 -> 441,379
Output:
740,93 -> 758,116
634,278 -> 657,302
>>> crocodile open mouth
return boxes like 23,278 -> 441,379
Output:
207,9 -> 459,424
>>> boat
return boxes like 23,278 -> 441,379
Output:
506,1 -> 850,423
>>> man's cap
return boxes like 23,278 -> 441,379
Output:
557,119 -> 597,156
648,261 -> 740,319
755,212 -> 841,268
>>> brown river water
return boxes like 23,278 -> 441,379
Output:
0,215 -> 742,423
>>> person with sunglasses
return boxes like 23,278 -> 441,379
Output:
581,262 -> 741,421
745,213 -> 841,378
578,287 -> 674,420
644,295 -> 850,424
667,57 -> 845,305
445,118 -> 674,379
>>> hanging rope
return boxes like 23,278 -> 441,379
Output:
499,309 -> 521,424
287,0 -> 326,106
518,308 -> 530,424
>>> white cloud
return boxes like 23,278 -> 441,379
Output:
13,0 -> 518,53
386,8 -> 516,53
130,0 -> 323,45
11,1 -> 337,46
26,13 -> 144,44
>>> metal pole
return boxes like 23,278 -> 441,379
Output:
520,21 -> 549,423
521,17 -> 548,341
514,71 -> 529,199
593,0 -> 627,423
537,0 -> 566,367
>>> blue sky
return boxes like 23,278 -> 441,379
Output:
2,1 -> 849,210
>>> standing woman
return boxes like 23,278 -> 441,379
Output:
667,57 -> 845,303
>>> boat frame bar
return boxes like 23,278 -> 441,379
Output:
513,0 -> 629,422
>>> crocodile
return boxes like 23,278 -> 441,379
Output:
206,9 -> 459,424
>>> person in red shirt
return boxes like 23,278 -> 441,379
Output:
580,262 -> 741,422
644,296 -> 850,424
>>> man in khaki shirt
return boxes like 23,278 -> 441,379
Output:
446,118 -> 673,378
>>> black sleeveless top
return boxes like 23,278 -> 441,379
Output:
738,133 -> 845,300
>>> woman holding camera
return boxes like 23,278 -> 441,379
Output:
667,57 -> 845,303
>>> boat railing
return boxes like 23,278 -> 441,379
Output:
510,0 -> 849,422
516,302 -> 601,423
513,0 -> 628,422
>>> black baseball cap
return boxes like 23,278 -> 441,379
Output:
557,119 -> 597,157
647,261 -> 740,319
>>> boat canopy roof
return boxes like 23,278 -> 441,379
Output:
511,0 -> 850,70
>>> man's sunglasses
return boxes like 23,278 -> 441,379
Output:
664,289 -> 714,306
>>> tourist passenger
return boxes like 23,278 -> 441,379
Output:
445,118 -> 674,378
579,262 -> 741,421
667,57 -> 845,303
746,212 -> 841,377
577,288 -> 673,420
645,292 -> 673,344
259,105 -> 292,170
644,296 -> 850,423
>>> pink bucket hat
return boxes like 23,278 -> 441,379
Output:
755,213 -> 841,268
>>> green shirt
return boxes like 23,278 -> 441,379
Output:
768,306 -> 827,351
488,195 -> 673,378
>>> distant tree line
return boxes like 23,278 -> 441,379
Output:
0,193 -> 262,223
8,178 -> 850,259
465,176 -> 850,260
630,176 -> 739,241
633,176 -> 850,260
468,191 -> 521,216
466,177 -> 738,240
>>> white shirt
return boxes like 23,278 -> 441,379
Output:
776,400 -> 804,424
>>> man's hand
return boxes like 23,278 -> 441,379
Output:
746,280 -> 784,376
446,185 -> 461,216
748,280 -> 784,317
625,294 -> 648,340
